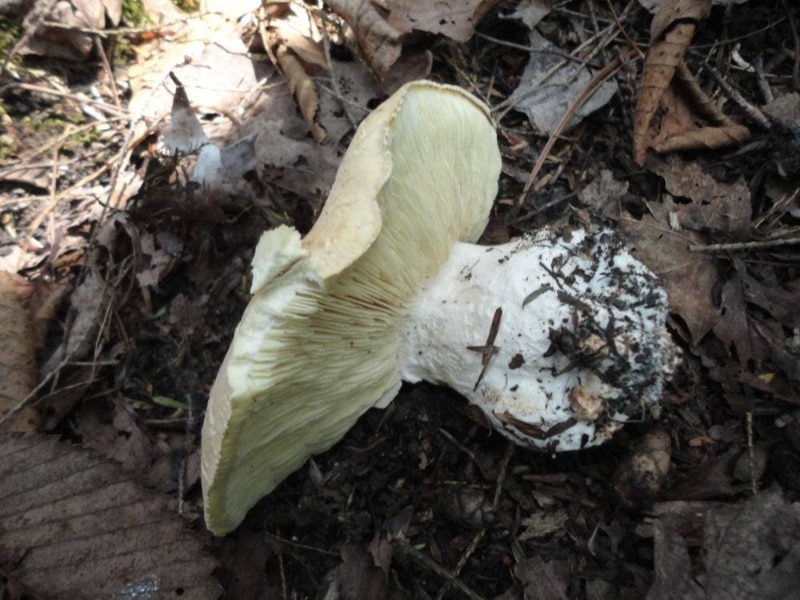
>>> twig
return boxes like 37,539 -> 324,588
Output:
474,33 -> 589,66
492,441 -> 515,509
439,428 -> 477,462
1,83 -> 129,118
94,37 -> 123,111
0,0 -> 59,78
396,543 -> 487,600
0,357 -> 69,427
518,48 -> 637,205
753,56 -> 774,104
705,64 -> 771,130
266,532 -> 339,556
689,237 -> 800,252
434,529 -> 486,600
314,3 -> 359,130
468,307 -> 503,391
783,0 -> 800,90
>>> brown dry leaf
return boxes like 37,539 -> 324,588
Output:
519,509 -> 570,540
162,73 -> 210,154
512,556 -> 569,600
647,518 -> 704,600
634,0 -> 712,164
21,0 -> 108,60
74,401 -> 154,473
703,490 -> 800,598
384,0 -> 500,42
260,5 -> 328,141
41,271 -> 108,374
634,0 -> 748,164
326,0 -> 438,89
650,491 -> 800,599
0,434 -> 221,599
619,203 -> 719,345
650,155 -> 752,235
0,272 -> 40,434
332,545 -> 389,600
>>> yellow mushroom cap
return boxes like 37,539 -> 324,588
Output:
201,81 -> 502,535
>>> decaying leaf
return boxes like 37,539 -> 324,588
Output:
650,155 -> 752,235
649,490 -> 800,599
619,203 -> 719,344
328,0 -> 430,90
260,4 -> 328,141
0,272 -> 40,434
512,555 -> 569,600
41,271 -> 109,374
508,30 -> 618,134
633,0 -> 749,164
647,518 -> 705,600
20,0 -> 122,60
0,434 -> 221,598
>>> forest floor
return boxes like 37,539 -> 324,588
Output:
1,0 -> 800,599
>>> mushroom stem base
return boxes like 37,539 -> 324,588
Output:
398,227 -> 678,452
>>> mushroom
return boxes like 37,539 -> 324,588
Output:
201,81 -> 677,535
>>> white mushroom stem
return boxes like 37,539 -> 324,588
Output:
399,226 -> 678,452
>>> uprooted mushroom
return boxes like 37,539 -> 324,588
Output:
201,81 -> 678,535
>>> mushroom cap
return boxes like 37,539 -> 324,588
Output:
201,81 -> 502,535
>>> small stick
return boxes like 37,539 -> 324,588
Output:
518,48 -> 638,205
689,237 -> 800,252
435,529 -> 486,600
705,64 -> 771,130
396,543 -> 487,600
468,307 -> 503,390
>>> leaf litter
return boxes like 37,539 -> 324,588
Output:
2,0 -> 800,597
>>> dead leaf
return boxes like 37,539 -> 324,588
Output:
712,266 -> 765,368
619,203 -> 719,344
650,155 -> 752,235
665,449 -> 742,501
326,545 -> 388,600
701,490 -> 800,598
21,0 -> 110,60
0,433 -> 221,598
384,0 -> 500,42
74,401 -> 153,473
260,5 -> 328,141
41,272 -> 108,375
634,0 -> 749,164
512,556 -> 569,600
326,0 -> 437,89
647,518 -> 705,600
0,272 -> 40,434
503,0 -> 552,29
518,509 -> 570,540
509,30 -> 618,134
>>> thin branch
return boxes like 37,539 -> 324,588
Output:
689,237 -> 800,252
395,543 -> 487,600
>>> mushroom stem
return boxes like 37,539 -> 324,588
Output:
399,226 -> 677,452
